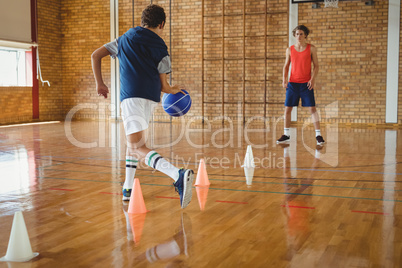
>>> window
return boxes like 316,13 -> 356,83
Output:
0,48 -> 32,86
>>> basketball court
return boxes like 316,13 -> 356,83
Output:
0,0 -> 401,267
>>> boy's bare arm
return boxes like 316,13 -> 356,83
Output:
282,47 -> 291,89
160,73 -> 185,94
309,45 -> 319,90
91,46 -> 111,98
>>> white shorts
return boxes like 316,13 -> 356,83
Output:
121,98 -> 158,135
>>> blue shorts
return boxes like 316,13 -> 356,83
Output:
285,82 -> 316,107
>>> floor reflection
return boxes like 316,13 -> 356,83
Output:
280,143 -> 318,263
139,213 -> 191,264
123,204 -> 192,265
0,121 -> 401,267
195,186 -> 209,211
0,146 -> 32,194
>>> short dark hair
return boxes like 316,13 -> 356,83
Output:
141,4 -> 166,28
292,25 -> 310,37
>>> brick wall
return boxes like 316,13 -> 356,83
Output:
0,0 -> 400,126
157,0 -> 203,122
0,87 -> 33,124
61,0 -> 110,120
116,0 -> 203,122
37,0 -> 64,122
0,0 -> 64,125
177,0 -> 289,123
298,0 -> 389,124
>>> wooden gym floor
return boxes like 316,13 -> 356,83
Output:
0,120 -> 401,267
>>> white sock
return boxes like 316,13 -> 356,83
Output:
315,149 -> 321,159
284,147 -> 289,158
123,156 -> 138,189
315,129 -> 321,137
145,151 -> 180,182
284,128 -> 290,137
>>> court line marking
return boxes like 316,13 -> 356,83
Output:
208,178 -> 402,192
155,196 -> 180,200
39,176 -> 402,203
216,200 -> 248,204
44,185 -> 390,213
39,163 -> 402,179
351,210 -> 389,215
100,192 -> 122,195
39,169 -> 402,191
48,188 -> 74,191
205,186 -> 402,203
288,167 -> 402,176
34,155 -> 402,176
281,205 -> 315,209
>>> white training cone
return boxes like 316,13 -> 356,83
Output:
242,145 -> 255,168
0,211 -> 39,262
244,167 -> 255,186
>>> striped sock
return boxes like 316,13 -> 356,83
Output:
284,128 -> 290,137
315,129 -> 321,137
123,156 -> 138,189
145,151 -> 180,182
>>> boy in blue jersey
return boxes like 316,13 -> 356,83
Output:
91,4 -> 194,208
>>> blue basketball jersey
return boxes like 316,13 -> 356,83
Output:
117,27 -> 169,103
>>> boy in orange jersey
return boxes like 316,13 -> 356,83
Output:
277,25 -> 325,146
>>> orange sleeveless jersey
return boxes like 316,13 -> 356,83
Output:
289,44 -> 311,83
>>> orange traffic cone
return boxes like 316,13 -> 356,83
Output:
196,186 -> 209,211
128,213 -> 147,245
194,159 -> 210,186
128,178 -> 149,214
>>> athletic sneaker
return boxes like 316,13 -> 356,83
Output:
316,135 -> 325,145
122,188 -> 131,201
173,169 -> 194,209
277,135 -> 290,144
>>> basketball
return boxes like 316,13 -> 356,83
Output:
162,90 -> 192,117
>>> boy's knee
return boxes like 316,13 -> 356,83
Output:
127,146 -> 141,157
309,107 -> 317,113
284,107 -> 293,115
